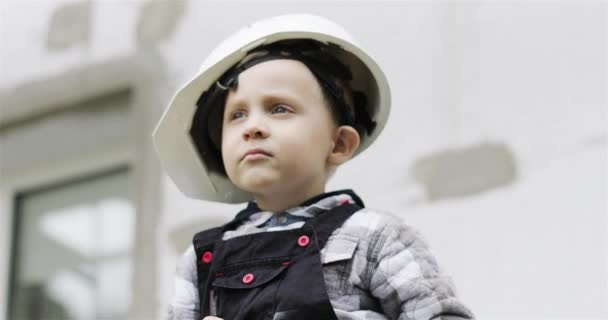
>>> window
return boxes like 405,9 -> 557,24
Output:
9,167 -> 133,320
1,55 -> 163,319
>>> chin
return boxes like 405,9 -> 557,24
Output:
237,173 -> 281,193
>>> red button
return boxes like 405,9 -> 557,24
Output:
297,235 -> 310,247
202,251 -> 213,264
242,273 -> 255,284
340,199 -> 350,206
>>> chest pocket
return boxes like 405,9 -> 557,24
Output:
211,258 -> 289,320
320,234 -> 359,264
319,234 -> 359,299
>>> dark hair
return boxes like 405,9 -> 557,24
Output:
189,40 -> 375,176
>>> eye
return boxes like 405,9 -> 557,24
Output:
229,110 -> 246,121
270,104 -> 291,114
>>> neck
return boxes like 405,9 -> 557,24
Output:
252,181 -> 326,213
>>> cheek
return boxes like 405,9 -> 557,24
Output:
308,115 -> 336,148
221,130 -> 236,166
283,122 -> 333,163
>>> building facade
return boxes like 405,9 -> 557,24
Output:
0,1 -> 606,319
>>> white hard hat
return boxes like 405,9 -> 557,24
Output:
152,13 -> 391,203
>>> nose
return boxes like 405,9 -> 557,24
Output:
242,113 -> 269,141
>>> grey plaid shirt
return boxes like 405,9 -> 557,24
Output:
170,192 -> 474,320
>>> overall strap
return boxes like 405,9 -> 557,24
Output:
304,203 -> 363,251
192,226 -> 224,316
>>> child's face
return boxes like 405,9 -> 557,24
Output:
221,59 -> 337,198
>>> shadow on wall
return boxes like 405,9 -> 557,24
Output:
412,142 -> 517,201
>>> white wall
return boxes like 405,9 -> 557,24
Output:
0,1 -> 140,89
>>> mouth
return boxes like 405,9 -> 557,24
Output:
241,148 -> 273,161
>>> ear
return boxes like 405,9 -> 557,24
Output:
327,126 -> 360,166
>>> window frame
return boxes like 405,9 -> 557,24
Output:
8,164 -> 131,320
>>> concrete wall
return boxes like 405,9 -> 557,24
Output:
1,1 -> 606,319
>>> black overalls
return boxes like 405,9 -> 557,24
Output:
193,191 -> 364,320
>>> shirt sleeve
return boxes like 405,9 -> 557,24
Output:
367,220 -> 475,320
168,245 -> 201,320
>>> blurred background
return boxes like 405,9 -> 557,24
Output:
0,1 -> 605,319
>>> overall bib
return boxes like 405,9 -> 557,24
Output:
193,198 -> 363,320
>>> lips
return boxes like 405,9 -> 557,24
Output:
241,148 -> 273,161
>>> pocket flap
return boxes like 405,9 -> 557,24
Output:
321,235 -> 359,264
212,259 -> 289,289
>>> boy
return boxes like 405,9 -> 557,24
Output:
153,14 -> 474,320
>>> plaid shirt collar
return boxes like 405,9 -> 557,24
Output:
232,189 -> 365,226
